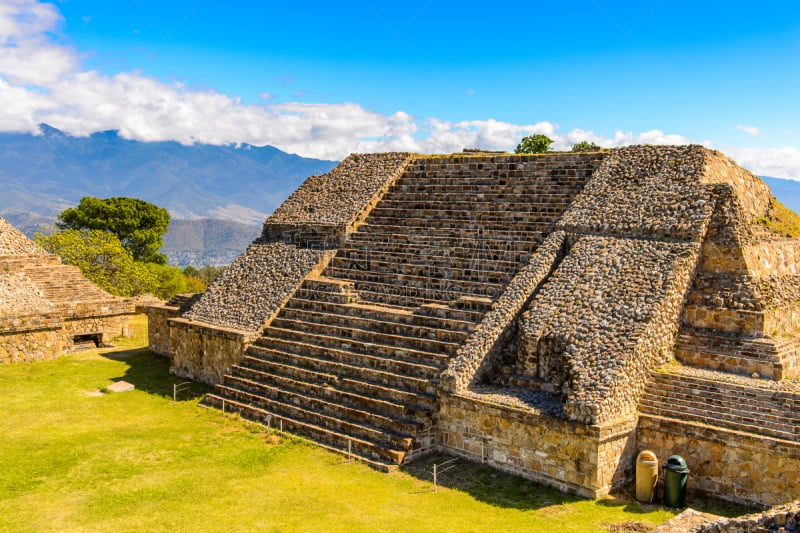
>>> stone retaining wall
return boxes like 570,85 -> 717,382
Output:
168,318 -> 257,384
148,305 -> 180,357
185,242 -> 328,332
263,152 -> 412,246
0,320 -> 63,363
518,236 -> 701,424
637,415 -> 800,507
438,393 -> 637,497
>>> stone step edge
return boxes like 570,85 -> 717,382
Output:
199,398 -> 399,471
228,367 -> 432,422
221,375 -> 425,436
238,355 -> 438,406
636,412 -> 800,446
278,307 -> 469,343
650,367 -> 800,396
638,396 -> 799,432
245,347 -> 437,389
260,326 -> 451,368
269,317 -> 461,353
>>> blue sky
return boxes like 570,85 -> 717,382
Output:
1,0 -> 798,177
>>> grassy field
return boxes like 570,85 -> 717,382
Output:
1,316 -> 693,532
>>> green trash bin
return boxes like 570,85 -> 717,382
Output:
664,455 -> 689,508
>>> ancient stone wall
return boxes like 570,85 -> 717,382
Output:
637,416 -> 800,507
168,319 -> 256,384
263,152 -> 412,247
184,242 -> 327,332
699,500 -> 800,532
148,305 -> 180,357
517,236 -> 700,425
438,393 -> 637,497
557,145 -> 714,242
0,316 -> 63,363
441,231 -> 566,393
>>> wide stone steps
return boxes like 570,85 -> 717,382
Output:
268,317 -> 461,355
238,355 -> 437,410
203,392 -> 409,467
232,362 -> 434,417
220,374 -> 426,436
328,257 -> 516,286
378,193 -> 580,206
274,308 -> 468,344
353,223 -> 545,242
369,203 -> 571,218
335,248 -> 523,273
324,266 -> 506,297
251,336 -> 446,380
340,241 -> 538,264
246,345 -> 437,396
22,265 -> 114,303
287,288 -> 486,322
282,298 -> 476,333
362,217 -> 557,234
639,368 -> 800,441
676,328 -> 798,379
352,284 -> 496,311
346,234 -> 542,256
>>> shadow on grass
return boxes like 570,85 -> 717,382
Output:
400,452 -> 588,511
99,346 -> 210,401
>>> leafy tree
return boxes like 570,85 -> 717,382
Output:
35,229 -> 156,297
143,263 -> 188,299
514,134 -> 553,154
57,197 -> 170,264
571,141 -> 600,152
183,275 -> 207,293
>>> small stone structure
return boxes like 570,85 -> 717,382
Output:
150,146 -> 800,507
0,217 -> 133,363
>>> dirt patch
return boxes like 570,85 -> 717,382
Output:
607,521 -> 652,532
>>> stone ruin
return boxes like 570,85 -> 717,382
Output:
149,145 -> 800,507
0,217 -> 133,362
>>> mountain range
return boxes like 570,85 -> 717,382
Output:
1,127 -> 798,265
0,124 -> 336,226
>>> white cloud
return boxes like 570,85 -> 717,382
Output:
0,0 -> 796,179
736,124 -> 761,136
726,147 -> 800,180
0,0 -> 78,85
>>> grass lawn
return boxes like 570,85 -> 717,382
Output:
0,316 -> 699,532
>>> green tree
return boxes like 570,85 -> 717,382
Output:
514,134 -> 553,154
35,229 -> 157,297
143,263 -> 188,299
571,141 -> 600,152
57,197 -> 170,264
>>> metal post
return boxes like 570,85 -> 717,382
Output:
222,399 -> 225,413
433,463 -> 438,492
280,419 -> 283,435
348,439 -> 352,462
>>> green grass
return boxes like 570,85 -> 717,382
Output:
0,317 -> 681,532
755,198 -> 800,238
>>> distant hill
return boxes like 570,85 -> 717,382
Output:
161,219 -> 261,266
0,124 -> 337,225
761,176 -> 800,213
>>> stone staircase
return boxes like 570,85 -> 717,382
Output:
639,365 -> 800,442
21,263 -> 115,304
204,154 -> 601,469
676,327 -> 800,380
